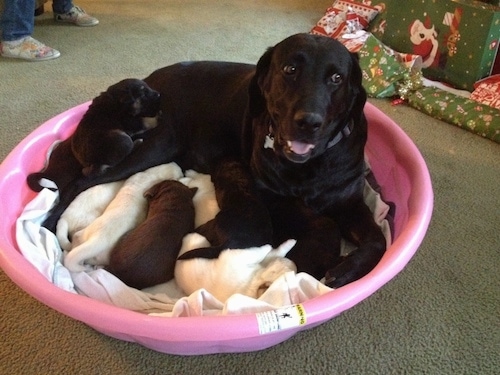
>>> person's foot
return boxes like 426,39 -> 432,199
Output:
0,37 -> 60,61
54,6 -> 99,27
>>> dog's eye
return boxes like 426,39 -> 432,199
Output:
283,65 -> 297,75
330,73 -> 343,85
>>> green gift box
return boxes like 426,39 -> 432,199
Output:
369,0 -> 500,90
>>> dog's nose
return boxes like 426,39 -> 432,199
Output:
294,112 -> 323,132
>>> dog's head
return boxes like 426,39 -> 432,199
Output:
144,180 -> 197,204
103,78 -> 161,117
248,33 -> 367,164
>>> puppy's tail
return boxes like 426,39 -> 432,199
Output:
55,219 -> 72,251
64,239 -> 109,273
26,173 -> 47,192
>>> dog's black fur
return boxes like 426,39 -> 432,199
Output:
71,78 -> 161,177
26,79 -> 160,193
106,180 -> 197,289
177,160 -> 273,261
38,34 -> 386,288
26,139 -> 82,193
266,195 -> 342,281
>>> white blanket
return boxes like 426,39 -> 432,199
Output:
15,175 -> 391,317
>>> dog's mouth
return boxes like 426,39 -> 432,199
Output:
283,139 -> 316,163
266,118 -> 319,163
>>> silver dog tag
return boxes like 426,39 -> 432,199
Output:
264,134 -> 275,150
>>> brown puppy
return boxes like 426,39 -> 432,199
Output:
106,180 -> 197,289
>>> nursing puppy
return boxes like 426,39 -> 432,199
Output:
64,162 -> 183,272
175,233 -> 296,302
56,180 -> 125,251
183,169 -> 220,228
26,79 -> 161,192
178,160 -> 273,260
26,139 -> 83,193
267,197 -> 342,281
106,180 -> 197,289
71,78 -> 161,177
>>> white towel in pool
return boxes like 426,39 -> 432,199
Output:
15,173 -> 390,317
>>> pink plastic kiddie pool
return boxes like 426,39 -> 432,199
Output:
0,102 -> 433,355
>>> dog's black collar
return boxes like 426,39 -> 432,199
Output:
326,119 -> 354,149
264,119 -> 354,150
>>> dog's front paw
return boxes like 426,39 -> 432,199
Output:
323,256 -> 360,289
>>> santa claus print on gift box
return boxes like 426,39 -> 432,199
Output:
407,8 -> 462,69
408,16 -> 440,68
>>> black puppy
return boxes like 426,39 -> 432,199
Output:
71,78 -> 161,177
266,195 -> 342,281
177,160 -> 273,261
26,79 -> 161,192
41,34 -> 386,288
106,180 -> 197,289
26,139 -> 82,193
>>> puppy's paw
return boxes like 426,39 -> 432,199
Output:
323,256 -> 356,288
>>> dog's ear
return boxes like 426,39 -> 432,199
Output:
348,52 -> 367,119
144,183 -> 160,200
189,187 -> 198,198
349,53 -> 364,92
247,46 -> 274,118
128,98 -> 142,116
242,46 -> 275,163
255,47 -> 275,91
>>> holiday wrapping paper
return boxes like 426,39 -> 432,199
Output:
368,0 -> 500,90
357,33 -> 423,98
406,86 -> 500,143
311,0 -> 380,40
470,74 -> 500,109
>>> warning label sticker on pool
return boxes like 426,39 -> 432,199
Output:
256,304 -> 307,335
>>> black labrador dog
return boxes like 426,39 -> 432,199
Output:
38,33 -> 386,288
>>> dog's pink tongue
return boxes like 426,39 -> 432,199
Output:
288,141 -> 315,155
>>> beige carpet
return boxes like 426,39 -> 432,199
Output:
1,1 -> 499,373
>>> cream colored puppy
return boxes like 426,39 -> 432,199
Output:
56,180 -> 125,251
64,162 -> 183,272
175,233 -> 297,302
183,169 -> 220,228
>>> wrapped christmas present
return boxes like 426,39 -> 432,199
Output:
470,75 -> 500,110
406,86 -> 500,143
357,33 -> 422,98
311,0 -> 380,40
368,0 -> 500,91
